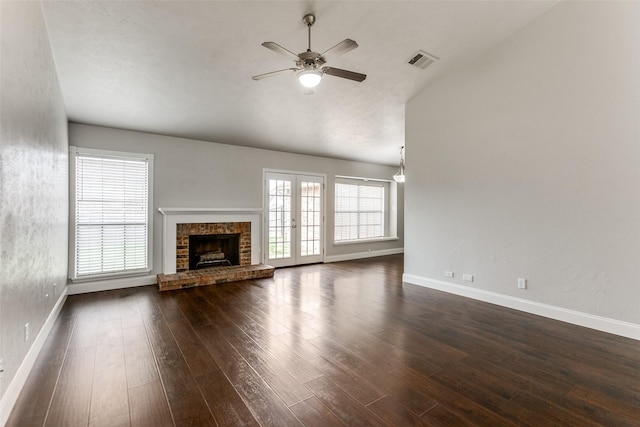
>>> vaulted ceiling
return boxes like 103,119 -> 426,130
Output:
42,1 -> 555,165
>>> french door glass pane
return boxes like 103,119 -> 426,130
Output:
268,179 -> 291,259
300,181 -> 321,257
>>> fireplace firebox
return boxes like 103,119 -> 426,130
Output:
188,234 -> 240,270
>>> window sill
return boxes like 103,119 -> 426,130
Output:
333,237 -> 399,246
70,269 -> 152,283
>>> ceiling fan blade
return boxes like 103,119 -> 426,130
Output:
261,42 -> 300,61
252,68 -> 298,81
321,39 -> 358,59
323,67 -> 367,82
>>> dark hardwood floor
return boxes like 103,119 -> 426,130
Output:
8,255 -> 640,426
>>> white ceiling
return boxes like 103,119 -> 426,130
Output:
42,1 -> 555,165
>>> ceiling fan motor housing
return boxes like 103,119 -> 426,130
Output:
297,51 -> 325,69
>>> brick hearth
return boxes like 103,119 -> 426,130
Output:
157,264 -> 274,291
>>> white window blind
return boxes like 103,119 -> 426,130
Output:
334,182 -> 385,242
72,148 -> 152,278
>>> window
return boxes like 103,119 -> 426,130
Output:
335,180 -> 386,242
70,147 -> 153,280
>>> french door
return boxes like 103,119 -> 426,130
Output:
265,172 -> 324,267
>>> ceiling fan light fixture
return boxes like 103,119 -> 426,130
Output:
298,69 -> 322,88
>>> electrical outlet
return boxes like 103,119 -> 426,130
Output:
444,271 -> 454,278
24,323 -> 30,342
518,278 -> 527,289
463,274 -> 474,282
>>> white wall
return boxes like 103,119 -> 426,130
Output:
0,0 -> 69,412
405,2 -> 640,332
69,123 -> 404,277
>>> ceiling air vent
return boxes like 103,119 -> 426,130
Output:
407,50 -> 438,70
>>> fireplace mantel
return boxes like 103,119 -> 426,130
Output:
158,207 -> 262,215
158,207 -> 262,274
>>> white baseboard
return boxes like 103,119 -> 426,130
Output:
324,247 -> 404,263
0,287 -> 68,426
67,274 -> 157,295
403,274 -> 640,341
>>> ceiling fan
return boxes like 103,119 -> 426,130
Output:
252,14 -> 366,90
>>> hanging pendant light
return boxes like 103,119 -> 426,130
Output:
393,146 -> 405,183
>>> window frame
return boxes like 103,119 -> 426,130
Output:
69,146 -> 154,281
333,176 -> 397,244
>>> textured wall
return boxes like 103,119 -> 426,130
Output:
0,1 -> 69,398
69,122 -> 403,272
405,1 -> 640,324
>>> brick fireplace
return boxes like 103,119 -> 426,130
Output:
176,222 -> 251,272
157,208 -> 274,291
